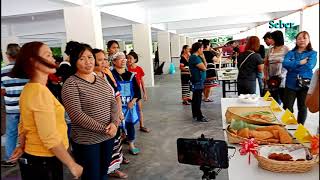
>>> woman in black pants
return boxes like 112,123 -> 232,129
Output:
189,42 -> 208,122
283,31 -> 317,125
237,36 -> 264,95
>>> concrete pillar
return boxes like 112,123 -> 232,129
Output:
63,5 -> 104,49
170,34 -> 180,58
1,36 -> 19,65
193,38 -> 198,43
119,41 -> 126,52
179,35 -> 187,49
103,40 -> 107,52
299,10 -> 303,32
301,5 -> 319,70
186,37 -> 193,46
157,31 -> 171,74
132,24 -> 154,87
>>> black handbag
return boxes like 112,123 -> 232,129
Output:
267,76 -> 282,91
297,75 -> 311,89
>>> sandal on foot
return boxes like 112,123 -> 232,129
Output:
182,101 -> 191,105
109,170 -> 128,179
129,147 -> 140,155
122,157 -> 130,164
204,99 -> 214,102
140,126 -> 151,133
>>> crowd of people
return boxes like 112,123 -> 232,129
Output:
1,40 -> 151,180
0,29 -> 318,179
179,30 -> 318,125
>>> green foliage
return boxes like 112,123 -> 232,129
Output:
285,25 -> 299,42
210,36 -> 233,47
51,47 -> 62,57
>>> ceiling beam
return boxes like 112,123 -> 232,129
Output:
96,0 -> 143,7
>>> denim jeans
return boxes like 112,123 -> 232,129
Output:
19,153 -> 63,180
256,72 -> 264,97
5,113 -> 20,160
283,87 -> 308,125
71,138 -> 114,180
191,89 -> 204,120
125,122 -> 136,143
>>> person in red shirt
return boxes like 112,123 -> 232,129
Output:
127,51 -> 151,133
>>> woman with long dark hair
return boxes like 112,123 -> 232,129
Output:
202,39 -> 218,102
283,31 -> 317,124
180,45 -> 192,105
263,30 -> 289,104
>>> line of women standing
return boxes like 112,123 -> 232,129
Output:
239,30 -> 317,125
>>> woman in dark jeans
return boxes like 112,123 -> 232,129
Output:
237,36 -> 264,95
189,42 -> 208,122
283,31 -> 317,124
62,42 -> 118,180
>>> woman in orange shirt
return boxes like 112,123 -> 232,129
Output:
8,41 -> 83,180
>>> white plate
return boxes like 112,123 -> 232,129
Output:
238,94 -> 259,104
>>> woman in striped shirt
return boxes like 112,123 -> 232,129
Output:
61,42 -> 118,180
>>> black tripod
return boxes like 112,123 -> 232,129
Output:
200,165 -> 218,180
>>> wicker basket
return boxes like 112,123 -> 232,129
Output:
254,145 -> 319,173
225,106 -> 282,125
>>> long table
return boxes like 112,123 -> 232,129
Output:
220,98 -> 319,180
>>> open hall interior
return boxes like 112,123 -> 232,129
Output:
1,0 -> 319,180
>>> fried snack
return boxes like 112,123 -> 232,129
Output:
250,130 -> 274,140
237,128 -> 250,138
268,153 -> 293,161
272,130 -> 280,139
256,125 -> 282,132
278,128 -> 293,144
229,128 -> 238,135
245,114 -> 273,122
265,138 -> 280,143
296,159 -> 306,161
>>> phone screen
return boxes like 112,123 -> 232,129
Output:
177,138 -> 229,168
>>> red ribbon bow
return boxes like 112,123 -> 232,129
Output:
310,135 -> 319,155
239,138 -> 259,164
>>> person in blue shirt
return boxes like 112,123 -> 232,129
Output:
189,42 -> 208,122
283,31 -> 317,125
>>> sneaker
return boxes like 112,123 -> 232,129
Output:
197,117 -> 209,122
1,161 -> 16,168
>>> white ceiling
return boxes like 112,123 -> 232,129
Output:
1,0 -> 318,46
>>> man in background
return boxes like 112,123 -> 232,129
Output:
1,43 -> 28,167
